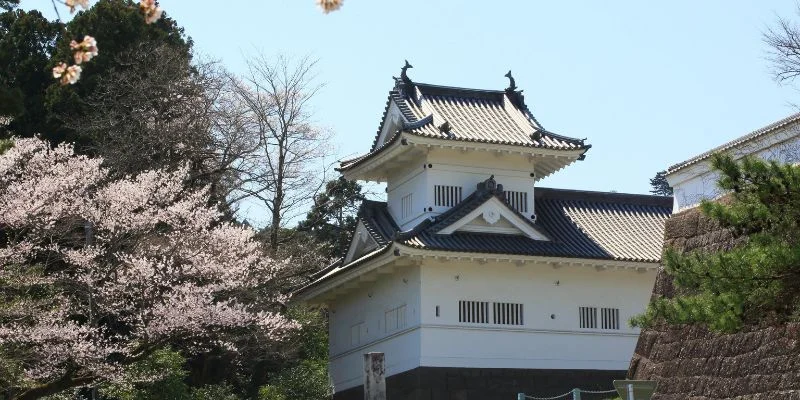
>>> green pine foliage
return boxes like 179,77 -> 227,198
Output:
649,170 -> 673,196
298,178 -> 365,258
99,348 -> 241,400
632,153 -> 800,332
0,8 -> 63,139
44,0 -> 190,147
259,306 -> 332,400
0,138 -> 12,154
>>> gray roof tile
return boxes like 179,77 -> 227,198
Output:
360,186 -> 671,263
297,185 -> 672,297
341,80 -> 590,171
667,112 -> 800,174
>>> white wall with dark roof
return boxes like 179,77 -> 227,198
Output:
324,257 -> 657,394
667,117 -> 800,211
327,264 -> 422,392
385,148 -> 540,230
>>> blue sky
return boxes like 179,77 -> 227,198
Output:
23,0 -> 800,223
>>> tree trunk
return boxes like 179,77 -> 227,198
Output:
13,373 -> 95,400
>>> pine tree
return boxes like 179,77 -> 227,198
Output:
632,153 -> 800,332
297,178 -> 364,258
649,170 -> 673,196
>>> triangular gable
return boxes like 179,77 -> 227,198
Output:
436,196 -> 549,241
343,220 -> 380,264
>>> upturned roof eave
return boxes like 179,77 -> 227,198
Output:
393,242 -> 663,266
337,131 -> 590,176
293,240 -> 662,303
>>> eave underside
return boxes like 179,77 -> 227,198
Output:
296,245 -> 659,304
339,134 -> 586,182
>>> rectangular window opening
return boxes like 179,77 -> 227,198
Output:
493,302 -> 524,326
385,305 -> 407,333
434,185 -> 463,207
601,307 -> 620,330
350,322 -> 365,346
401,193 -> 413,220
505,191 -> 528,213
579,306 -> 598,329
458,300 -> 489,324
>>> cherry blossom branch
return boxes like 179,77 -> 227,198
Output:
49,0 -> 164,85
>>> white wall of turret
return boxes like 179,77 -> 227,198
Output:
325,257 -> 656,393
387,148 -> 539,230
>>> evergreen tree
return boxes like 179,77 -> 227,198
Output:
632,153 -> 800,332
649,170 -> 673,196
45,0 -> 191,148
0,8 -> 63,139
298,178 -> 365,258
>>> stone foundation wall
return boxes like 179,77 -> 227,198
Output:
627,206 -> 800,399
334,367 -> 625,400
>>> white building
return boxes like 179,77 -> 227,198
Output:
294,66 -> 672,400
667,113 -> 800,211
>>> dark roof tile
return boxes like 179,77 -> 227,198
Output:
361,187 -> 671,263
341,80 -> 590,171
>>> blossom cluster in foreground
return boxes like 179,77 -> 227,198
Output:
316,0 -> 343,13
52,0 -> 164,85
0,138 -> 297,391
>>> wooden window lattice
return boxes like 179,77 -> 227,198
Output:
435,185 -> 463,207
505,191 -> 528,213
579,306 -> 597,329
493,302 -> 524,326
601,307 -> 620,330
458,300 -> 490,324
401,193 -> 413,220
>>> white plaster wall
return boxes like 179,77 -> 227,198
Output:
385,150 -> 539,230
419,259 -> 656,370
386,163 -> 429,230
328,265 -> 422,391
668,122 -> 800,211
426,163 -> 535,216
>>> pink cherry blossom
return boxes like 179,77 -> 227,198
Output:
0,138 -> 297,396
64,0 -> 90,13
317,0 -> 343,13
139,0 -> 163,24
70,35 -> 99,64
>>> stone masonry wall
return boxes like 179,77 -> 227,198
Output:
627,205 -> 800,399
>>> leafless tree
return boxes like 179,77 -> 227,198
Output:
228,54 -> 331,254
63,42 -> 268,217
765,6 -> 800,84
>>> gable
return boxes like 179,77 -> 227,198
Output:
343,221 -> 379,264
373,100 -> 405,150
436,196 -> 549,241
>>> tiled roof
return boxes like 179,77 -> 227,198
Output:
357,199 -> 399,246
667,112 -> 800,174
341,80 -> 590,171
361,187 -> 672,263
398,84 -> 586,150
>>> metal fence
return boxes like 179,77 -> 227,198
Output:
518,388 -> 618,400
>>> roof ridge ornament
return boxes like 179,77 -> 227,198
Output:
437,120 -> 452,136
504,70 -> 517,91
503,70 -> 526,110
504,70 -> 543,138
476,175 -> 504,195
401,60 -> 413,85
393,60 -> 416,102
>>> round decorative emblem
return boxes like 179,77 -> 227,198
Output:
482,207 -> 501,225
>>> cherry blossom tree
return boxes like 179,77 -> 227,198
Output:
0,138 -> 297,400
